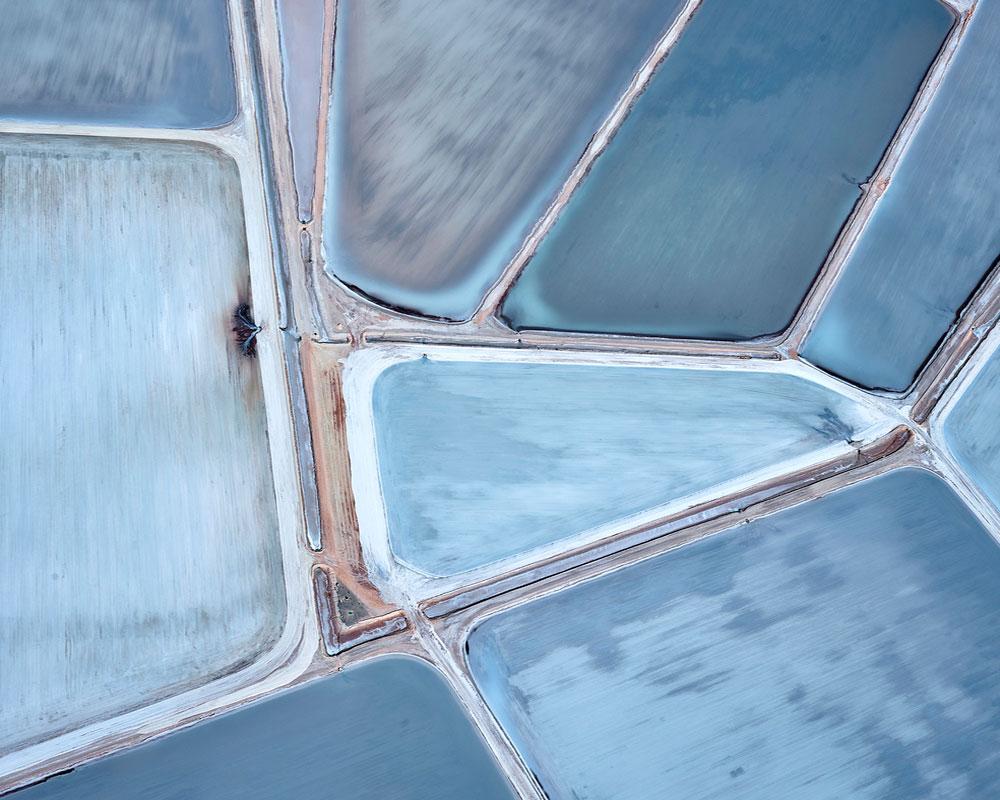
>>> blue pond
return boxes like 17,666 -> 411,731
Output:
0,0 -> 237,128
324,0 -> 684,319
10,657 -> 516,800
803,0 -> 1000,391
943,343 -> 1000,513
468,469 -> 1000,800
370,355 -> 886,577
502,0 -> 951,340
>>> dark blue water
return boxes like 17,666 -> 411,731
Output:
323,0 -> 685,319
944,343 -> 1000,512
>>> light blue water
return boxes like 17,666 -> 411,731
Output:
323,0 -> 684,319
0,0 -> 237,128
802,0 -> 1000,391
11,657 -> 516,800
0,136 -> 284,752
468,469 -> 1000,800
944,346 -> 1000,512
371,357 -> 885,577
502,0 -> 951,340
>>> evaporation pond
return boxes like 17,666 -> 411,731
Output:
468,468 -> 1000,799
11,657 -> 517,800
367,354 -> 887,577
325,0 -> 685,318
0,0 -> 237,127
943,339 -> 1000,512
0,135 -> 285,752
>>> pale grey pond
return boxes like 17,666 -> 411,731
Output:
944,344 -> 1000,513
9,657 -> 516,799
0,136 -> 285,751
501,0 -> 951,340
275,0 -> 325,220
0,0 -> 237,128
371,356 -> 885,577
468,469 -> 1000,800
803,0 -> 1000,392
324,0 -> 685,318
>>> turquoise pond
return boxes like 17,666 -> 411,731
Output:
468,469 -> 1000,800
11,657 -> 516,800
943,342 -> 1000,514
370,356 -> 886,577
501,0 -> 951,340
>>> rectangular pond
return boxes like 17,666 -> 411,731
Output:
0,136 -> 285,752
501,0 -> 951,340
0,0 -> 237,128
9,657 -> 517,799
468,468 -> 1000,800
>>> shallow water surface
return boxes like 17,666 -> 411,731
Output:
324,0 -> 685,318
468,469 -> 1000,800
943,343 -> 1000,512
0,0 -> 237,128
803,0 -> 1000,391
502,0 -> 951,340
11,657 -> 516,799
0,136 -> 284,752
370,356 -> 886,577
